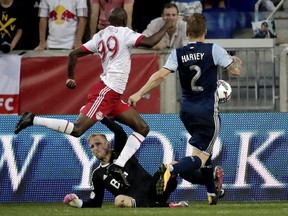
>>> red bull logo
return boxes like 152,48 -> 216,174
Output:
50,5 -> 76,25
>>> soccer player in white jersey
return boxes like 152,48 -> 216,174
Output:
15,8 -> 173,181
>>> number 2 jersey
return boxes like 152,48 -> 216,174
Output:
81,26 -> 144,94
163,41 -> 233,113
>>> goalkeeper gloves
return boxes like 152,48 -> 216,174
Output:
63,193 -> 83,208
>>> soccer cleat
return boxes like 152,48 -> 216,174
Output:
214,166 -> 224,198
217,188 -> 225,199
169,201 -> 189,208
208,194 -> 218,205
156,164 -> 171,195
14,112 -> 35,134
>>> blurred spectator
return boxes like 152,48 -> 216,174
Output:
261,0 -> 276,11
228,0 -> 278,12
202,0 -> 237,39
171,0 -> 202,17
0,0 -> 24,52
142,3 -> 187,49
89,0 -> 134,37
132,0 -> 171,33
202,0 -> 225,10
254,21 -> 276,38
19,0 -> 40,50
34,0 -> 88,51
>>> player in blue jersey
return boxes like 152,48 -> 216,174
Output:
128,13 -> 241,205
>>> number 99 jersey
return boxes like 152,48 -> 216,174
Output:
81,26 -> 144,94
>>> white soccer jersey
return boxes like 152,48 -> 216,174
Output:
82,26 -> 144,94
38,0 -> 88,49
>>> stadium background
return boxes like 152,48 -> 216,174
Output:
0,51 -> 287,203
0,113 -> 287,203
0,0 -> 288,201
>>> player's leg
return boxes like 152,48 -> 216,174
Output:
114,195 -> 136,208
15,81 -> 116,137
114,107 -> 149,136
153,166 -> 177,200
111,107 -> 149,167
179,164 -> 225,200
181,110 -> 221,205
200,157 -> 219,205
179,169 -> 206,184
152,168 -> 188,208
214,165 -> 225,198
14,110 -> 96,137
154,112 -> 203,194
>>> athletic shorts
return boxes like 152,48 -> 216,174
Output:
81,81 -> 131,121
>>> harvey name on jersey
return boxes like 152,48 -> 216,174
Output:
181,53 -> 205,62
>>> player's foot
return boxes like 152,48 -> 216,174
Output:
156,164 -> 171,195
107,163 -> 131,187
208,194 -> 218,205
169,200 -> 189,208
217,188 -> 225,199
14,112 -> 35,134
214,166 -> 224,198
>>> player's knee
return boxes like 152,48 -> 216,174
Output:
138,123 -> 149,137
114,195 -> 133,208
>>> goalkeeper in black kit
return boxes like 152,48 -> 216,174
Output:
63,116 -> 188,208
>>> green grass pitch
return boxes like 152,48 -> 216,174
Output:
0,201 -> 287,216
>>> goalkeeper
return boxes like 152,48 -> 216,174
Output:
64,116 -> 188,208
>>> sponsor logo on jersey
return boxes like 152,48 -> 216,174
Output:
96,111 -> 103,120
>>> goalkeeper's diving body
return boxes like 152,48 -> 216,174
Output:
64,117 -> 188,208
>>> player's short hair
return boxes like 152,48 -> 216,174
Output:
161,3 -> 179,14
186,13 -> 206,38
87,133 -> 108,143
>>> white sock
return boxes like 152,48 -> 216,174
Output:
33,117 -> 74,134
207,192 -> 217,197
168,164 -> 174,172
114,132 -> 145,167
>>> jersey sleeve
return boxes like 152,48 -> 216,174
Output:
81,173 -> 105,208
212,43 -> 233,68
38,0 -> 49,17
76,0 -> 88,17
124,27 -> 144,47
163,49 -> 178,72
82,34 -> 99,53
100,117 -> 127,153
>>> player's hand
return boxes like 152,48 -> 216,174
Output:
231,55 -> 242,66
66,79 -> 76,89
230,55 -> 242,73
128,93 -> 142,107
63,193 -> 83,208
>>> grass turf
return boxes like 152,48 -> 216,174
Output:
0,201 -> 287,216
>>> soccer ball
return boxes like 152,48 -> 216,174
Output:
217,80 -> 232,103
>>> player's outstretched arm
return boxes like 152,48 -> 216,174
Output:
66,47 -> 90,89
128,68 -> 170,107
226,55 -> 242,76
138,18 -> 174,48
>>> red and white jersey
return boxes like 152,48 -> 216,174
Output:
82,26 -> 144,94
